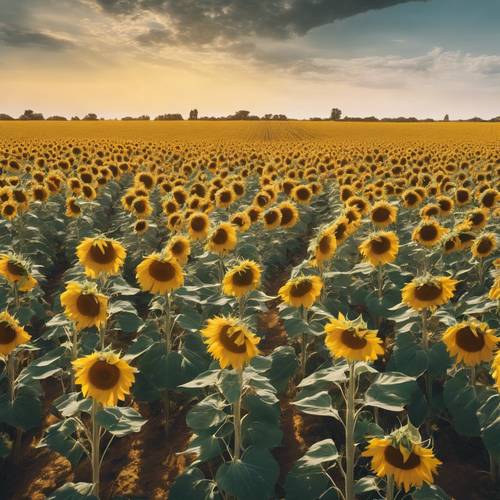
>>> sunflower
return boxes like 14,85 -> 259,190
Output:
329,215 -> 352,246
73,351 -> 135,407
201,316 -> 260,370
455,187 -> 471,206
359,231 -> 399,267
230,211 -> 251,232
402,275 -> 458,311
222,260 -> 261,298
324,312 -> 383,362
310,228 -> 337,267
479,188 -> 498,209
436,196 -> 454,216
412,219 -> 448,248
2,201 -> 17,221
402,189 -> 422,209
77,237 -> 126,278
471,233 -> 497,259
60,281 -> 108,331
262,207 -> 282,229
442,321 -> 497,366
133,219 -> 149,235
362,434 -> 441,492
465,208 -> 489,231
419,203 -> 441,219
65,197 -> 82,218
292,184 -> 313,205
206,222 -> 238,255
0,311 -> 31,356
136,252 -> 184,294
187,212 -> 210,240
442,233 -> 461,255
489,276 -> 500,300
370,201 -> 397,228
492,351 -> 500,391
279,275 -> 323,308
167,235 -> 191,266
0,255 -> 37,291
130,196 -> 153,219
278,201 -> 299,228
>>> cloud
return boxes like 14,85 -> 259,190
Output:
0,22 -> 75,49
95,0 -> 426,45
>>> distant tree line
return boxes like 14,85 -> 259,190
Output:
1,108 -> 499,122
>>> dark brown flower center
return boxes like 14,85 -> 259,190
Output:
133,200 -> 146,213
191,215 -> 207,232
319,235 -> 331,254
280,207 -> 293,225
135,221 -> 147,232
231,266 -> 254,287
455,326 -> 486,352
405,192 -> 418,205
219,324 -> 247,353
414,283 -> 443,301
456,190 -> 469,203
88,360 -> 121,390
264,211 -> 278,225
149,260 -> 176,282
212,228 -> 228,245
481,191 -> 495,208
256,194 -> 269,207
470,213 -> 484,226
444,238 -> 457,252
372,207 -> 390,223
7,261 -> 26,277
296,187 -> 310,200
171,241 -> 185,255
458,232 -> 475,244
219,191 -> 232,203
384,446 -> 421,470
139,174 -> 154,189
334,223 -> 347,240
371,236 -> 391,255
290,279 -> 313,298
89,241 -> 117,264
439,199 -> 451,211
0,321 -> 16,344
419,224 -> 438,241
232,216 -> 245,228
424,206 -> 440,217
341,328 -> 368,349
76,293 -> 101,317
476,238 -> 493,254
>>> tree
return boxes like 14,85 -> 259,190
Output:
233,110 -> 251,120
19,109 -> 44,120
189,109 -> 198,120
83,113 -> 98,121
155,113 -> 183,120
443,114 -> 450,122
47,115 -> 67,121
330,108 -> 342,121
0,114 -> 14,120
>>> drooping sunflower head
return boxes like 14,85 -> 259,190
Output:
443,321 -> 497,366
328,215 -> 352,246
419,203 -> 441,219
206,222 -> 238,255
436,195 -> 454,216
324,312 -> 383,362
471,233 -> 497,259
76,237 -> 126,278
65,196 -> 82,218
412,219 -> 448,248
167,235 -> 191,266
201,316 -> 260,370
359,231 -> 399,267
0,311 -> 31,356
136,252 -> 184,294
441,233 -> 461,255
346,196 -> 371,216
278,201 -> 299,228
279,275 -> 323,309
0,254 -> 37,291
73,351 -> 136,407
370,201 -> 397,227
402,274 -> 458,311
222,260 -> 261,298
262,207 -> 282,230
362,425 -> 441,492
60,281 -> 108,331
310,227 -> 337,267
479,188 -> 498,209
230,211 -> 252,233
402,189 -> 422,209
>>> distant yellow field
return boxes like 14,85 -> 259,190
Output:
1,120 -> 499,144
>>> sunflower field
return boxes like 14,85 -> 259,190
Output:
0,121 -> 498,500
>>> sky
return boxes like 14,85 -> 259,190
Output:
1,0 -> 499,119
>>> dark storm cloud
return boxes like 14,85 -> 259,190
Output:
95,0 -> 426,45
0,23 -> 74,49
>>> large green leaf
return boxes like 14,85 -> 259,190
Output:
0,386 -> 43,430
39,418 -> 86,467
186,394 -> 228,431
293,391 -> 340,420
170,467 -> 220,500
95,407 -> 146,437
388,333 -> 428,377
47,482 -> 97,500
364,372 -> 418,412
477,393 -> 500,459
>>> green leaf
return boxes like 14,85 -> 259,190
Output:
170,467 -> 219,500
186,395 -> 227,431
364,372 -> 418,412
39,418 -> 86,467
241,414 -> 283,449
412,484 -> 451,499
297,439 -> 339,466
354,476 -> 379,494
443,370 -> 480,437
268,346 -> 299,393
183,435 -> 223,464
293,391 -> 340,420
0,386 -> 43,430
477,393 -> 500,459
218,370 -> 241,404
181,370 -> 219,389
216,446 -> 279,500
47,482 -> 97,500
388,333 -> 428,377
354,419 -> 384,443
298,363 -> 348,388
284,465 -> 332,500
427,342 -> 452,378
95,407 -> 146,437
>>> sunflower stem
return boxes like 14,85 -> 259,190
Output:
163,293 -> 172,434
7,353 -> 16,403
477,259 -> 486,288
90,398 -> 101,496
386,475 -> 394,500
421,310 -> 432,403
345,361 -> 356,500
233,368 -> 243,462
70,325 -> 79,393
299,307 -> 308,379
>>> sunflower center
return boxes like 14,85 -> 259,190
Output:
89,241 -> 117,264
457,190 -> 469,203
88,359 -> 121,390
477,238 -> 493,254
0,321 -> 16,344
384,446 -> 421,470
149,260 -> 176,282
296,187 -> 310,200
212,228 -> 228,245
439,200 -> 451,211
419,224 -> 438,241
219,325 -> 247,353
76,294 -> 101,317
371,236 -> 391,255
264,211 -> 278,225
341,328 -> 368,349
319,235 -> 331,254
134,200 -> 146,213
372,207 -> 390,222
414,283 -> 443,301
470,213 -> 484,226
232,267 -> 254,287
290,279 -> 313,298
458,232 -> 475,244
455,326 -> 486,352
482,192 -> 495,207
135,221 -> 147,232
280,207 -> 293,225
334,223 -> 347,240
444,238 -> 456,252
232,216 -> 245,227
191,216 -> 206,232
6,261 -> 26,277
220,191 -> 231,203
405,193 -> 418,205
171,241 -> 185,255
4,205 -> 15,216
